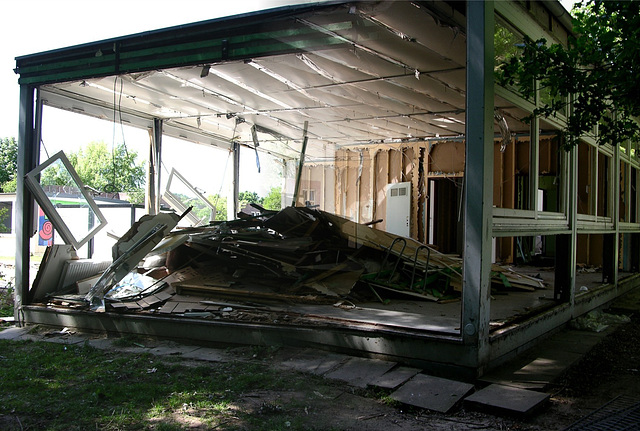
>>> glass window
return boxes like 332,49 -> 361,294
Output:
25,151 -> 107,249
163,168 -> 217,226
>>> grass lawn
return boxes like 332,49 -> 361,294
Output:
0,339 -> 359,431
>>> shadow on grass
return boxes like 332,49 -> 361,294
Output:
0,339 -> 333,431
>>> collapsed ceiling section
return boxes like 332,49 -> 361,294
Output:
33,1 -> 469,162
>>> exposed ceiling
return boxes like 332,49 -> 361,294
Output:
30,1 -> 529,162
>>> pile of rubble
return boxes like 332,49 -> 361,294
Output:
34,206 -> 546,313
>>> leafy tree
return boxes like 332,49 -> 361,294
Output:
208,194 -> 228,221
238,191 -> 262,210
41,141 -> 146,203
0,137 -> 18,192
494,22 -> 522,70
40,159 -> 74,187
262,186 -> 282,211
1,178 -> 16,193
0,207 -> 9,233
70,141 -> 145,194
497,0 -> 640,148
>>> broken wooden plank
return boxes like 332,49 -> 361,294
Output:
158,302 -> 178,314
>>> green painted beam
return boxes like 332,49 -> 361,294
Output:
14,3 -> 375,86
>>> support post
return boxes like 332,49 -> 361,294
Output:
529,117 -> 540,213
462,0 -> 494,370
292,121 -> 309,207
566,138 -> 578,304
147,118 -> 162,215
232,141 -> 240,217
612,139 -> 620,285
15,85 -> 39,320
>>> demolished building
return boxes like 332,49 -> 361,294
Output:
12,0 -> 640,378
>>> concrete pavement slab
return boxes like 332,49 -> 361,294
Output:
181,347 -> 230,362
369,366 -> 421,389
0,326 -> 29,340
390,373 -> 474,413
324,357 -> 397,388
281,349 -> 349,375
464,384 -> 549,416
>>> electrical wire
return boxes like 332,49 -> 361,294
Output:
40,138 -> 50,160
111,75 -> 118,192
105,76 -> 131,194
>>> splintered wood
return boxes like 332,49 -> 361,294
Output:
98,206 -> 545,313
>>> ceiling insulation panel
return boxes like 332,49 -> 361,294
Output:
25,1 -> 482,160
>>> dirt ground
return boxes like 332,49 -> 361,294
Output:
0,314 -> 638,430
257,315 -> 640,431
156,312 -> 640,431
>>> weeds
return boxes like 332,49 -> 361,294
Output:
0,285 -> 14,318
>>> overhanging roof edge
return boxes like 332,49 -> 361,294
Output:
15,1 -> 350,86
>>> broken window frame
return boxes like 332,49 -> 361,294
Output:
163,168 -> 217,226
25,150 -> 107,250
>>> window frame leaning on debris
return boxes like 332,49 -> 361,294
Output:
163,168 -> 217,227
25,151 -> 107,250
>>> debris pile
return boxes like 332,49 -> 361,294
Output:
105,206 -> 466,310
36,206 -> 546,314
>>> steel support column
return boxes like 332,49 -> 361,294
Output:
14,85 -> 39,320
613,141 -> 620,285
146,118 -> 162,215
529,116 -> 540,213
462,0 -> 494,370
567,141 -> 578,305
232,141 -> 240,217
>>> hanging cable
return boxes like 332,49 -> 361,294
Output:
108,75 -> 118,193
40,138 -> 50,160
118,77 -> 128,157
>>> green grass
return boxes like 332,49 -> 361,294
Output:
0,339 -> 345,430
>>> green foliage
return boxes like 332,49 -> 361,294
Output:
1,177 -> 16,193
494,21 -> 522,70
205,188 -> 281,220
497,0 -> 640,148
40,141 -> 146,203
262,186 -> 283,211
0,207 -> 9,233
70,141 -> 145,194
0,137 -> 18,192
172,192 -> 215,223
0,284 -> 13,317
40,160 -> 74,186
125,188 -> 146,205
209,194 -> 228,221
238,190 -> 261,208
